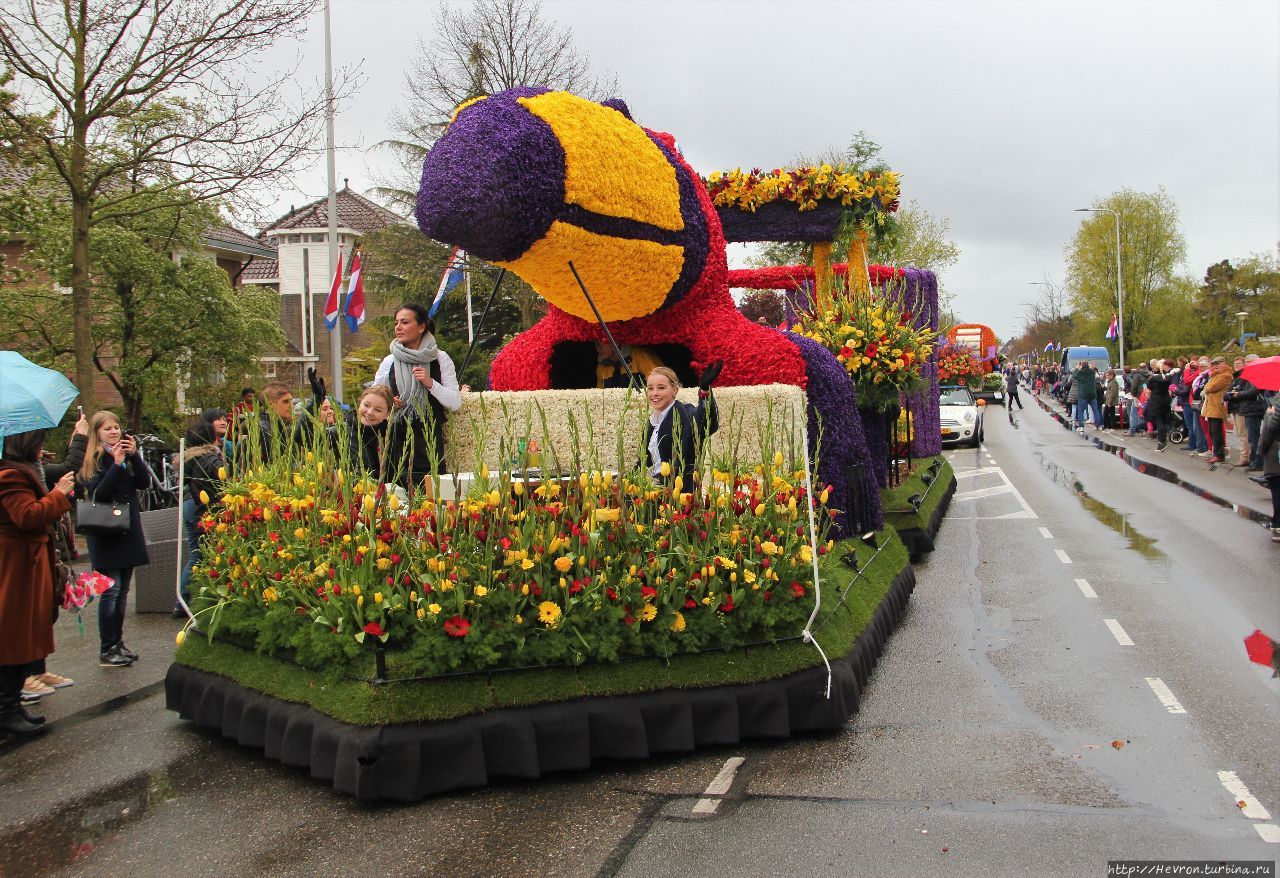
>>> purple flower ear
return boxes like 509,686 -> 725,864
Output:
601,98 -> 632,120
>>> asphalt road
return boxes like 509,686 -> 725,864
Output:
1,398 -> 1276,878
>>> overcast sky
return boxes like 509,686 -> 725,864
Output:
260,0 -> 1280,341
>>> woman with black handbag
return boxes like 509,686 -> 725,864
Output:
0,429 -> 76,735
79,412 -> 150,668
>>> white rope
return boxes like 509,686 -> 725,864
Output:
174,438 -> 194,624
798,420 -> 832,699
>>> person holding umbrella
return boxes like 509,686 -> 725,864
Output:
0,352 -> 81,735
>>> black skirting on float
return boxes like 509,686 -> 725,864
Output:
893,474 -> 956,562
166,564 -> 916,802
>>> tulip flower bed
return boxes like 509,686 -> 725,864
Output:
181,436 -> 841,681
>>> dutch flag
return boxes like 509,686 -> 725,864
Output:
323,245 -> 344,331
1105,314 -> 1118,341
1044,341 -> 1054,352
430,246 -> 466,317
344,249 -> 366,332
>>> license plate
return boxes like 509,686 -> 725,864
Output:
941,430 -> 955,438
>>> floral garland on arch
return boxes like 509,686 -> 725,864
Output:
936,342 -> 985,384
703,165 -> 901,216
791,280 -> 937,413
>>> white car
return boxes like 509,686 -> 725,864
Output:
940,385 -> 985,447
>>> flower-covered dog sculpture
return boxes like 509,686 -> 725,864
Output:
416,87 -> 880,533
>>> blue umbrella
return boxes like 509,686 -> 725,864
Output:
0,351 -> 80,442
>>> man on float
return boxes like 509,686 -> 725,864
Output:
595,338 -> 663,389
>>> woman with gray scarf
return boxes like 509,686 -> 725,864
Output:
373,303 -> 462,490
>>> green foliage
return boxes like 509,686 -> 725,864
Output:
1065,188 -> 1187,352
0,183 -> 283,432
175,530 -> 908,725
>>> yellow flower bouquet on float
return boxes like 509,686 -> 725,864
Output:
793,279 -> 937,412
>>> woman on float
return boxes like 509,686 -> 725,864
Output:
331,385 -> 395,481
373,304 -> 462,492
641,362 -> 722,487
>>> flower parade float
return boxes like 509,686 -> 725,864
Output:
166,89 -> 924,801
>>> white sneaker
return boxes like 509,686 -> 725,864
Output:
1199,451 -> 1214,459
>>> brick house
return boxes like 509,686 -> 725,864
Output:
243,185 -> 410,389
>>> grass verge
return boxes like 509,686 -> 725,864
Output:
174,527 -> 909,726
880,455 -> 954,534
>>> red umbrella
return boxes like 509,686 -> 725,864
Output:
1240,356 -> 1280,391
1243,629 -> 1278,676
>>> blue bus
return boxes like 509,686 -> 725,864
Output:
1060,345 -> 1112,373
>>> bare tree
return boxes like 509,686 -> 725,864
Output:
378,0 -> 615,209
0,0 -> 353,410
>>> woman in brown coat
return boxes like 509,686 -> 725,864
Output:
0,428 -> 75,736
1200,359 -> 1234,464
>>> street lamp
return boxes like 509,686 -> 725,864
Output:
1236,311 -> 1249,351
1074,208 -> 1124,372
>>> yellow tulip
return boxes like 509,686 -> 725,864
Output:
773,451 -> 784,467
198,490 -> 210,506
512,481 -> 524,497
480,464 -> 490,479
175,629 -> 186,646
428,603 -> 441,615
671,475 -> 683,494
659,462 -> 671,478
362,494 -> 375,512
216,466 -> 227,480
473,585 -> 488,597
374,592 -> 383,604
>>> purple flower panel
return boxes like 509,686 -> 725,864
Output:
717,200 -> 843,244
879,268 -> 941,459
784,332 -> 883,537
416,87 -> 563,263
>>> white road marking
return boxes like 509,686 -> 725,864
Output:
1256,824 -> 1280,843
691,756 -> 746,815
1039,527 -> 1053,539
955,467 -> 1002,479
1074,578 -> 1098,599
1145,677 -> 1187,714
1104,619 -> 1134,646
1054,549 -> 1072,564
955,485 -> 1014,502
1218,771 -> 1273,820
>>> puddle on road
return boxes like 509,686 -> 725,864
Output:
0,761 -> 188,876
1034,398 -> 1271,527
1034,451 -> 1166,560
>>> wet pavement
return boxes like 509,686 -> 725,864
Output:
2,399 -> 1277,877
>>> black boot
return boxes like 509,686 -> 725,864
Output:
18,704 -> 45,725
0,693 -> 45,737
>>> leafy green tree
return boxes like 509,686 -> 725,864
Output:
0,185 -> 282,433
1190,251 -> 1280,349
1065,187 -> 1186,352
0,0 -> 335,411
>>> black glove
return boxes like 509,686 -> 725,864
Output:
307,367 -> 327,403
698,360 -> 724,391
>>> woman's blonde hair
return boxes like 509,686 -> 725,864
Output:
647,366 -> 681,390
80,411 -> 121,482
359,385 -> 394,413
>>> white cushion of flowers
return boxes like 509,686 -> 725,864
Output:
444,384 -> 808,473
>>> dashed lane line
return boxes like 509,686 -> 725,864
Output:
1039,527 -> 1053,539
1074,578 -> 1098,599
1145,677 -> 1187,714
1256,824 -> 1280,843
1054,549 -> 1072,564
1104,619 -> 1134,646
691,756 -> 746,816
1218,771 -> 1272,820
954,484 -> 1014,502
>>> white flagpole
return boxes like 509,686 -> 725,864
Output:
324,0 -> 344,402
